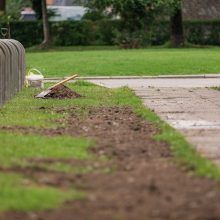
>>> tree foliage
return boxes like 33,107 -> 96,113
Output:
1,0 -> 31,19
86,0 -> 183,47
87,0 -> 181,28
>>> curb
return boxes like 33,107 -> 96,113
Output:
44,74 -> 220,81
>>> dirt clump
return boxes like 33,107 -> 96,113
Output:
1,107 -> 220,220
44,85 -> 81,99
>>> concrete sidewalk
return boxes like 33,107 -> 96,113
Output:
87,77 -> 220,88
135,87 -> 220,167
85,76 -> 220,168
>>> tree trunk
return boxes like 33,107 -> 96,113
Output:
40,0 -> 50,49
170,7 -> 184,47
0,0 -> 6,14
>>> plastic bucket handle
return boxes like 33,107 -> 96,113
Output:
27,68 -> 43,76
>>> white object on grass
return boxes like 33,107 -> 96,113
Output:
26,69 -> 44,88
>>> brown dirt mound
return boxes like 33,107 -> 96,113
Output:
1,107 -> 220,220
44,85 -> 81,99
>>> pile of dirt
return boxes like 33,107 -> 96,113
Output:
2,107 -> 220,220
44,85 -> 81,99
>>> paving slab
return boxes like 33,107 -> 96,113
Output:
86,77 -> 220,168
135,87 -> 220,164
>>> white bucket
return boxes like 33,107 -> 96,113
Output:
26,69 -> 44,88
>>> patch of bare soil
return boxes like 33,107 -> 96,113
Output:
1,107 -> 220,220
44,85 -> 81,99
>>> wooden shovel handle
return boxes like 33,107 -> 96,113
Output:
49,74 -> 78,89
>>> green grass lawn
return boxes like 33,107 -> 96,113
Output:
26,47 -> 220,77
1,81 -> 220,212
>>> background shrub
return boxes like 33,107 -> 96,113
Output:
185,20 -> 220,45
0,20 -> 219,48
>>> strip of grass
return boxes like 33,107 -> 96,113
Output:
0,81 -> 134,212
26,47 -> 220,77
1,81 -> 220,212
26,46 -> 118,53
0,83 -> 112,212
0,132 -> 93,167
0,174 -> 82,212
0,82 -> 109,127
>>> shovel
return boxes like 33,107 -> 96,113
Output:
35,74 -> 78,98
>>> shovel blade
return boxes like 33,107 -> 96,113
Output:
35,89 -> 52,98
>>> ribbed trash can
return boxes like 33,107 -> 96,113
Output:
0,39 -> 25,107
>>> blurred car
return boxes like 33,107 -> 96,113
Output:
20,7 -> 37,21
47,6 -> 87,21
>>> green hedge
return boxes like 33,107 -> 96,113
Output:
150,20 -> 220,46
185,20 -> 220,45
8,21 -> 43,48
51,20 -> 119,46
0,20 -> 220,47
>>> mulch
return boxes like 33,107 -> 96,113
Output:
1,106 -> 220,220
